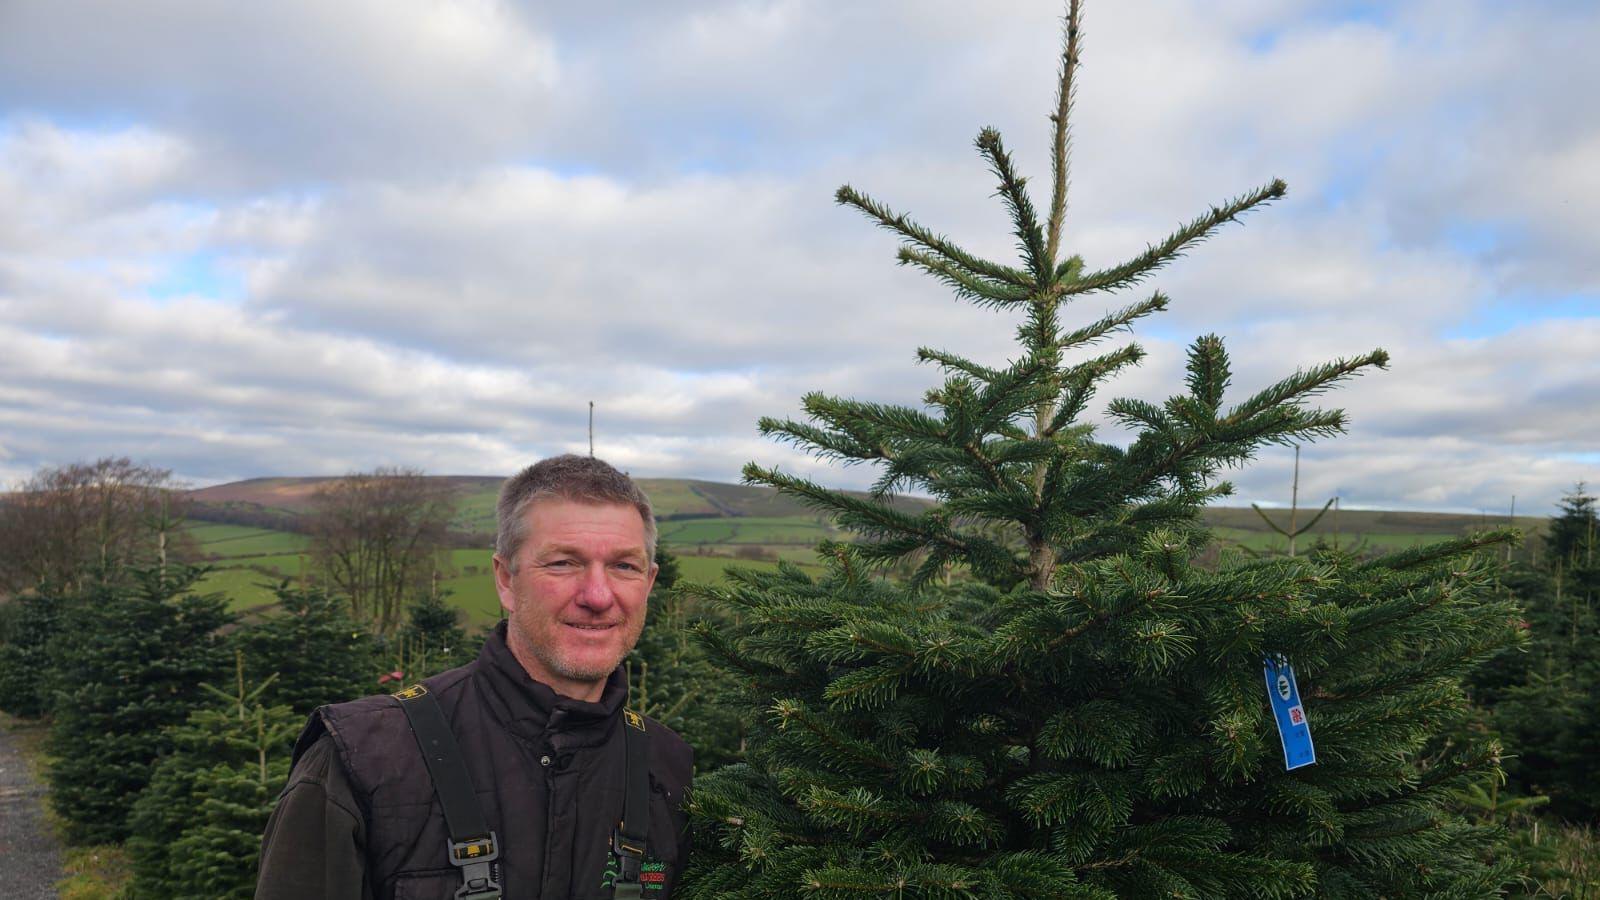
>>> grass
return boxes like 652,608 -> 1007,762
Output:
674,552 -> 824,584
1510,819 -> 1600,898
637,479 -> 725,518
450,485 -> 499,534
57,846 -> 133,900
184,522 -> 310,557
193,566 -> 288,611
1209,526 -> 1448,555
658,515 -> 834,545
2,709 -> 50,776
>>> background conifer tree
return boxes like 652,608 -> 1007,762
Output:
236,582 -> 379,715
683,3 -> 1520,896
629,546 -> 747,770
46,563 -> 233,844
1544,485 -> 1598,583
393,586 -> 479,680
1470,486 -> 1600,822
0,585 -> 76,718
127,652 -> 300,899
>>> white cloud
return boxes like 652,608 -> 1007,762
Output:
0,0 -> 558,186
0,0 -> 1595,515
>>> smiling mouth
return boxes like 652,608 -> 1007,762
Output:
565,622 -> 617,631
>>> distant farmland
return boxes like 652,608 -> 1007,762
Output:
182,476 -> 1543,623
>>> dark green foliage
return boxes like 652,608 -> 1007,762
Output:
655,543 -> 682,591
46,564 -> 233,844
686,540 -> 1520,897
629,546 -> 746,771
1544,485 -> 1599,578
236,582 -> 379,715
683,4 -> 1518,895
1471,486 -> 1600,822
391,588 -> 479,681
126,654 -> 300,899
0,588 -> 76,718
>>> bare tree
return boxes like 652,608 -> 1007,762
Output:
0,457 -> 190,593
306,467 -> 454,634
1250,445 -> 1336,557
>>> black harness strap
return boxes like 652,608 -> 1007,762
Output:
612,709 -> 652,899
395,684 -> 502,900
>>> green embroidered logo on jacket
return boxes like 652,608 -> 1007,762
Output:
600,855 -> 666,892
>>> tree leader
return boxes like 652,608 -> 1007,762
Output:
256,455 -> 692,899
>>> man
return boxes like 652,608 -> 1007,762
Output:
256,455 -> 693,899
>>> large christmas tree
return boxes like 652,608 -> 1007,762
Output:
682,3 -> 1520,896
45,564 -> 234,844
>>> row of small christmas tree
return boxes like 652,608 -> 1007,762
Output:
0,564 -> 478,898
1469,487 -> 1600,822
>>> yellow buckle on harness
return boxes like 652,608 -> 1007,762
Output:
451,835 -> 496,862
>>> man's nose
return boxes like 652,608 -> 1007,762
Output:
575,563 -> 616,608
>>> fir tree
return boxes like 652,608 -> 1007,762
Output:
683,4 -> 1520,896
46,563 -> 233,844
656,544 -> 683,591
394,586 -> 479,679
629,546 -> 746,770
126,652 -> 300,899
1476,486 -> 1600,822
1544,484 -> 1598,582
235,581 -> 378,715
0,586 -> 76,718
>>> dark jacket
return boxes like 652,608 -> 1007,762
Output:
256,622 -> 693,900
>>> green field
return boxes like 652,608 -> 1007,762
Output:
658,515 -> 835,546
450,487 -> 499,535
179,476 -> 1549,624
184,522 -> 314,610
193,567 -> 289,611
1210,526 -> 1452,555
675,553 -> 823,582
186,523 -> 310,557
637,479 -> 725,518
1203,505 -> 1541,556
443,477 -> 829,531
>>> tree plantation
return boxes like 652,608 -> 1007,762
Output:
1,2 -> 1597,897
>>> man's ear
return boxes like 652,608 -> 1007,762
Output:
492,554 -> 517,614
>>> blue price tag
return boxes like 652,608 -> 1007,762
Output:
1263,655 -> 1316,771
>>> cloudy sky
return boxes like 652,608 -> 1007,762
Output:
1,0 -> 1595,515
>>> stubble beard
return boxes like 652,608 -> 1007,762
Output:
512,614 -> 645,686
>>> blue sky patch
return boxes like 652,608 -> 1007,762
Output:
144,250 -> 245,304
1447,292 -> 1598,339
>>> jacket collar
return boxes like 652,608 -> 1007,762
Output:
474,621 -> 627,748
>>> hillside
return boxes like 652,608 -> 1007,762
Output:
180,475 -> 1545,624
188,474 -> 1540,545
187,475 -> 932,536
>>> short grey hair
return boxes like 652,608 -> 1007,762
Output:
495,455 -> 656,569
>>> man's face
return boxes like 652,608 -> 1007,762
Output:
492,499 -> 657,702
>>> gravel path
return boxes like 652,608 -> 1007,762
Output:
0,716 -> 63,899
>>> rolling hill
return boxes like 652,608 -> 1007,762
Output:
180,475 -> 1544,624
